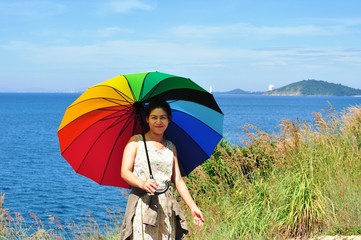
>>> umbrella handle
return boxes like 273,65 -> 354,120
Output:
154,180 -> 170,194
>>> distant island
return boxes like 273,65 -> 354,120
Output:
265,80 -> 361,96
213,88 -> 263,95
214,80 -> 361,96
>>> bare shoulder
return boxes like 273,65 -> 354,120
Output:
125,135 -> 140,149
128,135 -> 140,142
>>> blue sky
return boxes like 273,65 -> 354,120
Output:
0,0 -> 360,92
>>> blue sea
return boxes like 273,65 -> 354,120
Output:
1,93 -> 361,234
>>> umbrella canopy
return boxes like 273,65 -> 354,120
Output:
57,71 -> 223,188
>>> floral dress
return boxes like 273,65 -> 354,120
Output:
131,135 -> 176,240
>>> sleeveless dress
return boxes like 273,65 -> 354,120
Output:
131,135 -> 176,239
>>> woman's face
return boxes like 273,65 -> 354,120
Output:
146,107 -> 170,135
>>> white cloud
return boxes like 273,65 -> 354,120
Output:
0,1 -> 66,17
2,35 -> 361,92
3,38 -> 361,70
308,17 -> 361,27
170,21 -> 348,40
95,27 -> 133,37
99,0 -> 156,14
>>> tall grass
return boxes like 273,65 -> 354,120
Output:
184,105 -> 361,239
1,105 -> 360,239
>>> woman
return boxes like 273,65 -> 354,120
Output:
120,99 -> 204,240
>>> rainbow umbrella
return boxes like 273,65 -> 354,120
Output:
57,71 -> 223,188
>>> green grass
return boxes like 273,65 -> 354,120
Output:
1,105 -> 361,239
184,105 -> 361,239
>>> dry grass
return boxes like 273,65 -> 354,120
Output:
0,193 -> 122,239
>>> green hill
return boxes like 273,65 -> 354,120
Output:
265,80 -> 361,96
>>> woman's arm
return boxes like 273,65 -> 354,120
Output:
121,135 -> 158,194
171,144 -> 204,226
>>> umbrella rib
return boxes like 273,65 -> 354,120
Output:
62,107 -> 134,172
169,109 -> 223,169
75,110 -> 136,176
105,105 -> 135,129
141,79 -> 159,101
91,84 -> 134,104
63,86 -> 137,182
141,87 -> 223,115
137,74 -> 182,102
160,89 -> 223,113
171,109 -> 223,134
61,107 -> 121,154
99,109 -> 137,184
173,112 -> 222,139
122,74 -> 148,101
165,120 -> 206,174
109,86 -> 134,105
66,85 -> 134,112
138,76 -> 222,115
139,72 -> 151,100
62,88 -> 134,139
141,75 -> 175,101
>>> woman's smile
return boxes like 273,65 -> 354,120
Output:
147,108 -> 170,134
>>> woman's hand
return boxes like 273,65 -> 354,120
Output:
171,144 -> 204,226
141,178 -> 159,195
191,206 -> 204,226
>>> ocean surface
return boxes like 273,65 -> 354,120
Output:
1,93 -> 361,234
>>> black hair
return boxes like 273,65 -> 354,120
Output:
145,99 -> 172,119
